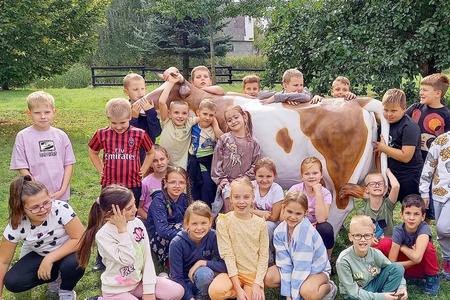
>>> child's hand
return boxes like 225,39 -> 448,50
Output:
251,284 -> 264,300
373,134 -> 387,153
260,96 -> 275,105
219,180 -> 229,189
236,286 -> 249,300
310,95 -> 323,104
163,67 -> 179,81
287,100 -> 301,106
384,292 -> 400,300
50,190 -> 64,200
422,197 -> 430,208
131,102 -> 141,118
141,98 -> 154,111
372,237 -> 380,246
167,72 -> 183,84
108,204 -> 127,233
312,183 -> 323,194
260,210 -> 271,219
344,92 -> 356,100
188,260 -> 206,282
394,289 -> 407,300
37,256 -> 54,280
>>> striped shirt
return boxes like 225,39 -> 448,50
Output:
88,126 -> 152,188
274,218 -> 329,300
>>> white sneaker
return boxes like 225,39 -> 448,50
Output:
157,272 -> 170,279
322,280 -> 337,300
59,290 -> 77,300
47,273 -> 61,296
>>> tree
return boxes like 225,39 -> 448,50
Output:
262,0 -> 450,101
150,0 -> 272,82
0,0 -> 110,90
131,10 -> 231,79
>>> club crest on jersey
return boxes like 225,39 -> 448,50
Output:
128,137 -> 135,148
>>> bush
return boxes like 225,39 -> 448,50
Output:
35,64 -> 92,89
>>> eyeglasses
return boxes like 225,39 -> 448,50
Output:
166,181 -> 187,187
366,181 -> 385,188
24,199 -> 52,214
351,233 -> 373,240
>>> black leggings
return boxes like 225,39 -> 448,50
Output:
316,221 -> 335,250
4,251 -> 85,293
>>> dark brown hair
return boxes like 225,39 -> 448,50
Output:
224,105 -> 254,139
77,185 -> 134,268
9,176 -> 48,229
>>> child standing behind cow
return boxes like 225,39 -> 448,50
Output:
374,88 -> 423,202
123,73 -> 162,144
188,99 -> 223,208
311,76 -> 357,103
169,201 -> 227,300
264,191 -> 337,300
208,178 -> 268,300
251,157 -> 284,265
211,105 -> 261,214
406,73 -> 450,221
10,91 -> 76,201
138,145 -> 170,220
287,157 -> 335,258
159,73 -> 199,169
242,74 -> 261,97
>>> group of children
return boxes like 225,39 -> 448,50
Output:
1,65 -> 449,300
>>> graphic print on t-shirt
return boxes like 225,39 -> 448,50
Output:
39,140 -> 57,157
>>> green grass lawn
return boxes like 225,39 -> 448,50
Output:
0,86 -> 448,299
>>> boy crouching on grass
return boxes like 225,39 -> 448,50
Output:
337,215 -> 407,300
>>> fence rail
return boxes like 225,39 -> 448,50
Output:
90,66 -> 266,87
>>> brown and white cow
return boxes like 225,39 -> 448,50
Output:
144,80 -> 389,237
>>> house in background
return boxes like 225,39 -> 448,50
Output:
223,16 -> 255,56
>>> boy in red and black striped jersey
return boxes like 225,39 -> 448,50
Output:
88,98 -> 155,207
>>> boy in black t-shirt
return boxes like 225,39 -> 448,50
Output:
373,89 -> 422,202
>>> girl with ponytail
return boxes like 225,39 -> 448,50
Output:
77,184 -> 183,300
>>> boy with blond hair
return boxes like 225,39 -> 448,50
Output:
406,73 -> 450,221
88,98 -> 154,206
123,73 -> 161,144
10,91 -> 75,201
420,131 -> 450,280
159,73 -> 199,169
373,88 -> 422,202
188,99 -> 223,207
259,68 -> 319,105
163,66 -> 224,95
336,215 -> 407,300
242,74 -> 261,97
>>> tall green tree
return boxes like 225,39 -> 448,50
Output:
262,0 -> 450,101
0,0 -> 110,90
150,0 -> 272,82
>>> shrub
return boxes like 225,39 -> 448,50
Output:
35,64 -> 92,89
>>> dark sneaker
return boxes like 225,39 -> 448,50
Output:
424,274 -> 440,297
92,261 -> 106,272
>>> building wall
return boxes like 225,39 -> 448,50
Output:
223,15 -> 255,56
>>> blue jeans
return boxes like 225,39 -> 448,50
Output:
183,266 -> 215,300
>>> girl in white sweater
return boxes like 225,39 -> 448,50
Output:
77,185 -> 184,300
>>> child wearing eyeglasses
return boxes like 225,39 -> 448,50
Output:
341,168 -> 399,247
336,215 -> 407,300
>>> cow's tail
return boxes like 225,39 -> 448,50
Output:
354,97 -> 389,181
339,183 -> 366,206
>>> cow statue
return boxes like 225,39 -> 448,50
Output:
143,79 -> 389,238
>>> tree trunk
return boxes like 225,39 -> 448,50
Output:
182,54 -> 190,80
209,16 -> 216,84
2,82 -> 9,91
421,59 -> 439,77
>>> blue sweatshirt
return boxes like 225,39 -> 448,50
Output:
169,229 -> 227,300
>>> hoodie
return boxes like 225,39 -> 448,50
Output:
169,229 -> 227,299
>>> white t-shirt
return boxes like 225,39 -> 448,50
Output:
10,126 -> 76,200
3,200 -> 76,257
252,180 -> 284,212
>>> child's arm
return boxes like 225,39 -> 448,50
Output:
0,238 -> 18,297
419,144 -> 439,209
137,200 -> 148,220
260,90 -> 312,105
386,168 -> 400,204
273,227 -> 294,298
50,164 -> 73,200
211,138 -> 229,188
141,98 -> 162,140
312,183 -> 331,223
211,117 -> 224,139
140,147 -> 155,179
88,148 -> 104,176
399,234 -> 430,265
38,216 -> 84,281
158,74 -> 182,121
202,85 -> 224,95
168,239 -> 193,299
375,134 -> 416,163
17,168 -> 32,178
243,140 -> 261,180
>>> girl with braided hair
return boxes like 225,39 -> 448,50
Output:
146,166 -> 192,267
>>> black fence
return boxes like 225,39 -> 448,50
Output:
91,66 -> 266,87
